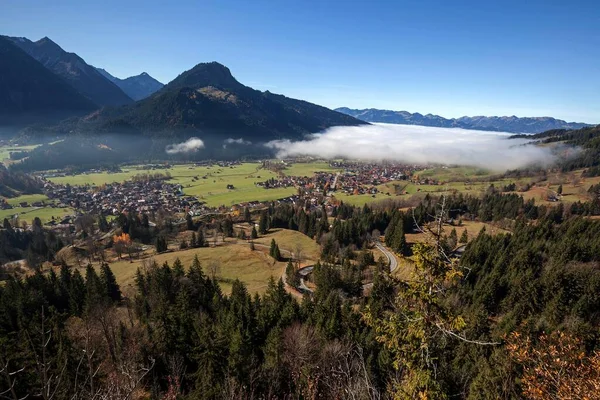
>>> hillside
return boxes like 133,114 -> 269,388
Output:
336,107 -> 591,133
80,62 -> 366,141
8,36 -> 133,106
97,68 -> 164,100
0,36 -> 97,125
512,124 -> 600,172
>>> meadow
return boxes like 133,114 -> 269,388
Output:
0,205 -> 74,224
94,228 -> 318,295
47,163 -> 297,207
281,161 -> 340,177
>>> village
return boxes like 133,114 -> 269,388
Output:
0,160 -> 450,232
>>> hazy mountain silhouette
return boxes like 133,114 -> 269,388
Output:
336,107 -> 591,134
96,68 -> 164,100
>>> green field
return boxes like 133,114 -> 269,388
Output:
47,163 -> 296,207
0,144 -> 40,164
282,162 -> 340,177
0,206 -> 74,224
417,166 -> 494,181
47,167 -> 155,186
5,193 -> 49,206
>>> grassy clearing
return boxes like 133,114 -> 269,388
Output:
77,228 -> 320,296
404,220 -> 509,247
0,144 -> 40,164
105,244 -> 284,295
282,162 -> 340,177
0,206 -> 74,224
47,167 -> 154,186
253,228 -> 321,262
418,166 -> 494,181
5,193 -> 50,206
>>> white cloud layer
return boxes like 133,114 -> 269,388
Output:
266,123 -> 556,171
223,138 -> 252,149
166,137 -> 205,154
224,138 -> 252,145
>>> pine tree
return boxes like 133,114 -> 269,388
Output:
197,228 -> 206,247
269,239 -> 281,261
459,229 -> 468,244
251,226 -> 258,239
448,228 -> 458,250
190,232 -> 197,248
259,212 -> 269,235
100,263 -> 121,302
186,213 -> 194,230
244,207 -> 251,222
156,236 -> 168,252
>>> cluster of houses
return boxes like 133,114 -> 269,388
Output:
43,179 -> 207,216
258,162 -> 415,198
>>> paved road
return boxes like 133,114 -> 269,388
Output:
362,242 -> 398,291
331,172 -> 341,191
296,242 -> 398,294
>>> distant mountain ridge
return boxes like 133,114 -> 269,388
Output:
7,36 -> 133,106
96,68 -> 164,101
0,36 -> 97,124
335,107 -> 592,134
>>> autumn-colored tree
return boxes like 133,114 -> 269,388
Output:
507,331 -> 600,400
113,233 -> 131,259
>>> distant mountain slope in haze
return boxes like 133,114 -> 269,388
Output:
0,36 -> 97,122
82,62 -> 366,140
7,36 -> 133,106
336,107 -> 591,134
96,68 -> 164,100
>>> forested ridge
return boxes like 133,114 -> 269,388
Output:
2,190 -> 600,398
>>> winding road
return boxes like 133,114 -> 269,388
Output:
295,241 -> 398,294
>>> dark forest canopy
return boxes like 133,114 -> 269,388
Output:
2,190 -> 600,398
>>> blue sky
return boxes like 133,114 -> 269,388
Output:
2,0 -> 599,123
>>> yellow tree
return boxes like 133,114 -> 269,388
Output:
113,233 -> 131,260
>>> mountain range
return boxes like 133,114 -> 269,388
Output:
96,68 -> 164,101
74,61 -> 365,141
0,36 -> 97,123
335,107 -> 591,134
7,36 -> 133,107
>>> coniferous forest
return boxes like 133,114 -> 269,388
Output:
2,187 -> 600,399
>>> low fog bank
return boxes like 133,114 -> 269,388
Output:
165,137 -> 205,154
266,123 -> 557,171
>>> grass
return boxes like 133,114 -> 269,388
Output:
47,163 -> 297,208
0,206 -> 74,224
282,162 -> 340,177
0,144 -> 40,164
47,167 -> 154,186
105,244 -> 284,295
5,193 -> 50,206
418,166 -> 494,181
76,228 -> 321,296
253,228 -> 321,262
404,220 -> 508,247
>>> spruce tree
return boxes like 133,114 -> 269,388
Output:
259,212 -> 269,235
459,229 -> 468,244
100,263 -> 121,302
251,226 -> 258,239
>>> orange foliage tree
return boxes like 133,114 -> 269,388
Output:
113,233 -> 131,259
506,331 -> 600,400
